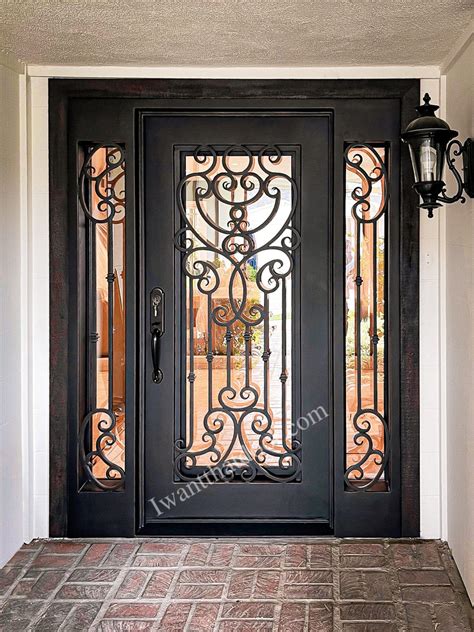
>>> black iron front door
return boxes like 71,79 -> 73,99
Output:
59,80 -> 418,538
141,113 -> 331,533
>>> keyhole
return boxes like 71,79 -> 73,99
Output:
153,295 -> 161,317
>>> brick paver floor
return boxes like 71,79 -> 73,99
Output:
0,538 -> 472,630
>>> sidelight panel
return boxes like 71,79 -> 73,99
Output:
344,143 -> 389,491
174,145 -> 301,482
77,144 -> 126,490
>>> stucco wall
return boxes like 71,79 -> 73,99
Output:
444,37 -> 474,603
0,63 -> 25,566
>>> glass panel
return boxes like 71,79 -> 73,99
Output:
78,144 -> 126,489
175,146 -> 300,482
344,144 -> 389,490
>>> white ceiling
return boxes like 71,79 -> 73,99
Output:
0,0 -> 472,67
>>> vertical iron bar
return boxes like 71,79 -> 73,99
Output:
355,221 -> 362,412
263,294 -> 269,411
107,219 -> 114,410
373,221 -> 378,411
188,276 -> 194,447
226,325 -> 232,388
87,164 -> 96,471
281,278 -> 287,448
245,324 -> 250,388
207,293 -> 213,411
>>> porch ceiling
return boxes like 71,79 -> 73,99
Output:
0,0 -> 471,68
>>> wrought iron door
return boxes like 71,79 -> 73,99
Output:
141,114 -> 331,532
58,81 -> 417,538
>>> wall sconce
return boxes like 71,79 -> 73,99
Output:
401,93 -> 474,217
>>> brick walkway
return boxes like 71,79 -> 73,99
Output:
0,539 -> 472,631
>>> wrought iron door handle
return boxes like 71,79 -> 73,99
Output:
150,287 -> 165,384
151,328 -> 163,384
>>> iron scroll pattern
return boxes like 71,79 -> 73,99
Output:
174,145 -> 301,482
344,143 -> 390,491
77,144 -> 125,490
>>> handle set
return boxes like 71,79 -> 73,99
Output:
150,287 -> 165,383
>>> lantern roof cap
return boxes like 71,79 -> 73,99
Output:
402,94 -> 458,139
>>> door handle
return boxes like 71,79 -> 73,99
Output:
150,287 -> 165,383
151,329 -> 163,384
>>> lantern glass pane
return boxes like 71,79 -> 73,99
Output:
408,135 -> 448,184
419,140 -> 438,182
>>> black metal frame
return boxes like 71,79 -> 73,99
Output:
49,79 -> 420,537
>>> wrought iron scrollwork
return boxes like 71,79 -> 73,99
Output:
78,409 -> 125,490
438,139 -> 467,205
344,143 -> 390,491
174,144 -> 301,482
77,144 -> 126,490
79,143 -> 125,222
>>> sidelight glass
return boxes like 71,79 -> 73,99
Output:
175,146 -> 301,482
344,144 -> 389,490
78,144 -> 126,489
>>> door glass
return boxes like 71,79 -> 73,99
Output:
344,144 -> 389,490
175,146 -> 301,481
78,144 -> 126,489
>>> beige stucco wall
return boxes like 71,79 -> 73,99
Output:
0,63 -> 25,566
444,36 -> 474,603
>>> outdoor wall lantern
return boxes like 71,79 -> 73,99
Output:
402,93 -> 474,217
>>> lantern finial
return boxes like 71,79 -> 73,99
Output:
415,92 -> 439,117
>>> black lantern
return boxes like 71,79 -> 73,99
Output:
402,93 -> 474,217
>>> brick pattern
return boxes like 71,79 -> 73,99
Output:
0,539 -> 471,631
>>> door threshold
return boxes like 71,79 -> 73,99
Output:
137,522 -> 333,536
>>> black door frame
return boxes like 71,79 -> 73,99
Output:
49,79 -> 420,537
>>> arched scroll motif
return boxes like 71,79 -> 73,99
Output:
77,144 -> 126,490
174,145 -> 301,482
344,143 -> 390,491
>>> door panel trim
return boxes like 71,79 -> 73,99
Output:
49,79 -> 420,537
